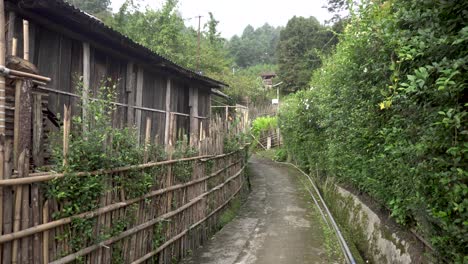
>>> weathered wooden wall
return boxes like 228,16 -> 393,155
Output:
4,10 -> 212,152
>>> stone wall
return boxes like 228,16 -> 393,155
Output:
322,182 -> 431,264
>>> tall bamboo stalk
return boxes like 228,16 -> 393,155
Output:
22,20 -> 29,60
63,105 -> 70,166
11,37 -> 16,56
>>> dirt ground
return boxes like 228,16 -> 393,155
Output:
181,155 -> 341,264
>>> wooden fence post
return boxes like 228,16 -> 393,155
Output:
62,105 -> 70,166
164,78 -> 172,150
144,116 -> 151,163
42,200 -> 49,264
23,20 -> 29,60
189,86 -> 199,148
82,42 -> 90,133
135,67 -> 143,142
126,62 -> 135,126
32,94 -> 44,166
12,79 -> 33,263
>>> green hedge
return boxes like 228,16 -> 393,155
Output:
279,0 -> 467,262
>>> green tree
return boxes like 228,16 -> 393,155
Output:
227,24 -> 282,68
66,0 -> 111,19
109,0 -> 196,68
205,12 -> 220,45
276,16 -> 335,92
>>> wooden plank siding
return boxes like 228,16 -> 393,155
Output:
198,87 -> 211,137
171,80 -> 190,141
4,10 -> 218,153
141,71 -> 166,145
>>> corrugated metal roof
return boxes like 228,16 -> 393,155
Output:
12,0 -> 228,88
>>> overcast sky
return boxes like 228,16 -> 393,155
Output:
110,0 -> 335,39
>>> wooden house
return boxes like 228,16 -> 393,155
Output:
260,72 -> 276,88
2,0 -> 227,160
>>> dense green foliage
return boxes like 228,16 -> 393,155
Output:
279,0 -> 467,261
227,24 -> 282,68
47,82 -> 149,218
106,0 -> 276,104
276,16 -> 337,93
107,0 -> 229,76
219,64 -> 277,105
251,116 -> 277,138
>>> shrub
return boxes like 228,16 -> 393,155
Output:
279,0 -> 467,261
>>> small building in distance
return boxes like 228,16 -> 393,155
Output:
260,72 -> 276,89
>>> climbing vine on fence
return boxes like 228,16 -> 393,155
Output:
279,0 -> 467,262
44,81 -> 173,253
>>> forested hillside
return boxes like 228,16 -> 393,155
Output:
227,24 -> 282,68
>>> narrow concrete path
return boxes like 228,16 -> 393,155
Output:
182,155 -> 337,264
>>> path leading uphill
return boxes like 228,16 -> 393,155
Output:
182,155 -> 340,264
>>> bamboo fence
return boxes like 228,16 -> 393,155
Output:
0,70 -> 250,263
0,107 -> 249,263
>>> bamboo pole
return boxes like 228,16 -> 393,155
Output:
11,37 -> 16,56
42,200 -> 49,264
0,155 -> 214,186
2,139 -> 13,263
32,93 -> 43,166
12,79 -> 21,168
11,188 -> 21,264
22,20 -> 29,60
0,136 -> 3,263
6,10 -> 14,57
11,153 -> 25,264
0,67 -> 51,82
62,105 -> 70,166
144,116 -> 151,163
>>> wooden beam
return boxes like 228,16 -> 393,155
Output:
11,37 -> 16,56
125,62 -> 135,126
32,94 -> 43,166
164,78 -> 172,148
13,80 -> 21,168
143,117 -> 151,163
189,86 -> 199,147
82,42 -> 90,133
22,20 -> 29,60
62,105 -> 70,166
6,11 -> 15,56
135,66 -> 143,142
